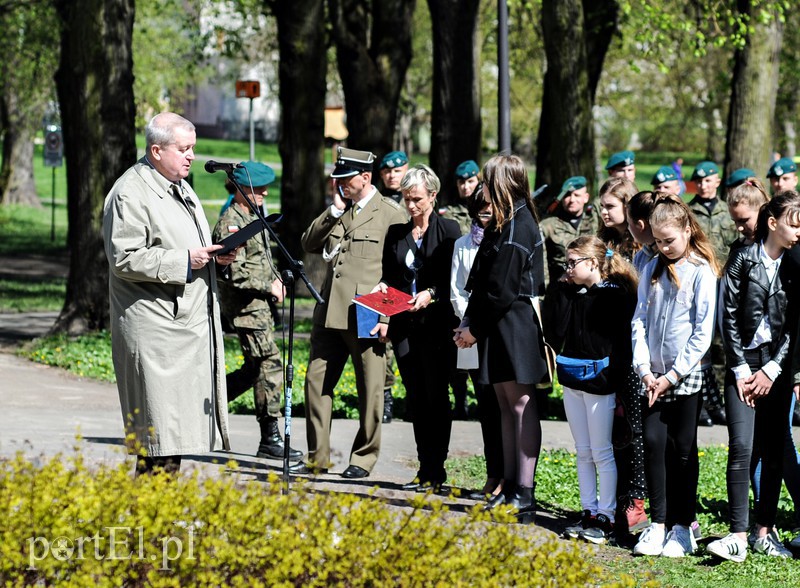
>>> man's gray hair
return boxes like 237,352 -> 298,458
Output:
400,163 -> 440,195
145,112 -> 195,148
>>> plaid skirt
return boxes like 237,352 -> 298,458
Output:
638,369 -> 703,403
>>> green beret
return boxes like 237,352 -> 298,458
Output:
557,176 -> 587,201
690,161 -> 719,181
725,168 -> 756,188
766,157 -> 797,178
233,161 -> 276,187
651,166 -> 678,186
605,150 -> 635,170
455,160 -> 480,179
380,150 -> 408,170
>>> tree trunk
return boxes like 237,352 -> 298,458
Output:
724,0 -> 783,179
535,0 -> 618,208
329,0 -> 415,157
427,0 -> 481,205
52,0 -> 137,334
273,0 -> 329,294
0,87 -> 40,207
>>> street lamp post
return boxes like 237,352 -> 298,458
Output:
498,0 -> 511,153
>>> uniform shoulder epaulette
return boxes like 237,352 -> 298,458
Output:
381,196 -> 403,210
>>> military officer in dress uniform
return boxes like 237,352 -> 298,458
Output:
213,161 -> 302,461
293,147 -> 407,479
606,150 -> 636,183
379,150 -> 409,203
767,157 -> 799,194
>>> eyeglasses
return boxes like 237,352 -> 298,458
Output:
564,257 -> 591,271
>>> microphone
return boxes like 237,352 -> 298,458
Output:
204,160 -> 242,174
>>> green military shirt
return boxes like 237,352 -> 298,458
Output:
440,202 -> 473,235
688,196 -> 737,267
539,205 -> 599,287
213,203 -> 279,329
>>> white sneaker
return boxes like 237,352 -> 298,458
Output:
633,523 -> 666,556
707,533 -> 748,563
753,531 -> 792,558
661,524 -> 697,558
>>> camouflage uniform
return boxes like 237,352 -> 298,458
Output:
688,196 -> 737,267
440,202 -> 473,236
539,205 -> 600,288
213,203 -> 283,422
688,195 -> 736,424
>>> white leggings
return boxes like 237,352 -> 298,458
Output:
562,386 -> 617,520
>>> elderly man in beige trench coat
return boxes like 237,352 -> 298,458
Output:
103,112 -> 235,475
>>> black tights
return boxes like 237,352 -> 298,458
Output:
724,346 -> 792,532
642,393 -> 701,526
494,381 -> 541,487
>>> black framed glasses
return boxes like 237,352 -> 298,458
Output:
564,257 -> 591,271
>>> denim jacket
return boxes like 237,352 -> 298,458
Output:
631,253 -> 717,380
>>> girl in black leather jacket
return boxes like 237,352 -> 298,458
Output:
708,191 -> 800,562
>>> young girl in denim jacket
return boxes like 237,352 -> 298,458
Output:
630,194 -> 720,558
549,236 -> 638,545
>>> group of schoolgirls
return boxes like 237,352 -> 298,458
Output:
550,154 -> 800,562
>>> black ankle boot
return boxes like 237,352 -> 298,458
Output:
257,419 -> 302,460
485,483 -> 513,511
507,484 -> 536,524
382,388 -> 394,423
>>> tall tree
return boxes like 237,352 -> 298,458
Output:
427,0 -> 481,204
0,0 -> 60,206
534,0 -> 618,204
329,0 -> 415,157
271,0 -> 328,283
52,0 -> 136,333
724,1 -> 783,176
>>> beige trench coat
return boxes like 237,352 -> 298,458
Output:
102,158 -> 230,457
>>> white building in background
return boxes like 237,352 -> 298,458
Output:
181,6 -> 281,143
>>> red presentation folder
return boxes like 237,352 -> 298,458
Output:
352,287 -> 413,317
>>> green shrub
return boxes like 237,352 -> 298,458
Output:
0,446 -> 631,587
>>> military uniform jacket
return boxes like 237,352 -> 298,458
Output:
213,203 -> 279,330
440,202 -> 473,235
301,190 -> 407,331
539,206 -> 599,287
688,196 -> 737,266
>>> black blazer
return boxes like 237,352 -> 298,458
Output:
381,213 -> 461,336
721,242 -> 791,370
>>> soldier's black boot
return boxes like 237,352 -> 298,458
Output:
257,418 -> 302,460
383,388 -> 394,424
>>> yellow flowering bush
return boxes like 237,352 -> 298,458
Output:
0,447 -> 631,587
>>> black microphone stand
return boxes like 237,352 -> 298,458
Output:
224,172 -> 324,490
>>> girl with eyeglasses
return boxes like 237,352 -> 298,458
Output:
548,236 -> 638,545
630,194 -> 720,558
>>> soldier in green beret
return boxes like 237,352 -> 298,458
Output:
688,161 -> 737,266
687,160 -> 735,428
650,166 -> 681,196
539,176 -> 600,288
725,167 -> 757,191
377,150 -> 410,423
440,160 -> 481,235
379,150 -> 409,203
605,150 -> 636,182
213,161 -> 302,460
766,157 -> 798,194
